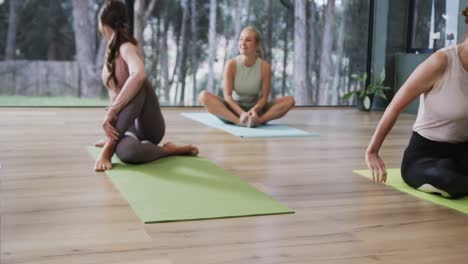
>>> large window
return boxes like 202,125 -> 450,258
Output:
408,0 -> 460,53
0,0 -> 370,107
0,0 -> 107,106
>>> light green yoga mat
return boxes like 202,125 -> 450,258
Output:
354,169 -> 468,214
181,112 -> 319,138
88,147 -> 293,223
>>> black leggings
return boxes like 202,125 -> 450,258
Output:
401,132 -> 468,198
113,80 -> 167,164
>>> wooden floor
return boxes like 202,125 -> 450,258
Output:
1,107 -> 468,264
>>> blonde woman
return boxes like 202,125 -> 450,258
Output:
199,26 -> 295,127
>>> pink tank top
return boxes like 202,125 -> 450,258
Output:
101,44 -> 145,116
102,56 -> 129,101
413,45 -> 468,142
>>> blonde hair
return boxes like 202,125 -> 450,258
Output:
241,26 -> 264,59
463,6 -> 468,24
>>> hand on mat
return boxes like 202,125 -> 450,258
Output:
94,155 -> 112,171
94,138 -> 107,148
102,114 -> 119,141
366,152 -> 387,183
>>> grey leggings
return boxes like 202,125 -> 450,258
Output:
114,80 -> 167,164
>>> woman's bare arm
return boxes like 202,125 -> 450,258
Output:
251,60 -> 271,113
366,50 -> 448,183
223,59 -> 246,115
107,42 -> 147,118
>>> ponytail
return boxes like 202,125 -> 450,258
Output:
256,46 -> 264,59
99,0 -> 137,87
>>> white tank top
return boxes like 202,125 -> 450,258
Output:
232,56 -> 262,108
413,45 -> 468,142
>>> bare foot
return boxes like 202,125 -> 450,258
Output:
248,113 -> 260,128
94,149 -> 113,171
94,139 -> 107,148
94,141 -> 117,171
163,142 -> 199,156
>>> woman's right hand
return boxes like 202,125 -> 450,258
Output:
365,151 -> 387,183
102,114 -> 119,141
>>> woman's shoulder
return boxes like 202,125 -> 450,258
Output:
424,48 -> 449,75
119,42 -> 141,57
226,58 -> 237,69
433,48 -> 449,62
223,58 -> 237,77
259,59 -> 271,72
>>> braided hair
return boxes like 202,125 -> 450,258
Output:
98,0 -> 138,87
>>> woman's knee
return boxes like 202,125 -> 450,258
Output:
115,139 -> 143,164
116,149 -> 142,164
404,160 -> 459,191
275,96 -> 295,112
198,90 -> 212,105
286,96 -> 296,108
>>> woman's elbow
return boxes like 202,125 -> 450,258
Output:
224,97 -> 234,104
129,70 -> 147,83
137,71 -> 147,82
223,93 -> 233,101
384,101 -> 405,118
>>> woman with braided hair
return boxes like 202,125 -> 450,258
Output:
365,7 -> 468,198
94,0 -> 198,171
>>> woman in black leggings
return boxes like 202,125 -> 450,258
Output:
366,8 -> 468,198
94,1 -> 198,171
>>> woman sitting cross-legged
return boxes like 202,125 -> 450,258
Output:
199,26 -> 295,127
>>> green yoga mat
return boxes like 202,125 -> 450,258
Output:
354,169 -> 468,214
181,112 -> 319,138
88,147 -> 293,223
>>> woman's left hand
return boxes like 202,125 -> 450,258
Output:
248,109 -> 259,120
102,114 -> 119,141
248,109 -> 257,117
